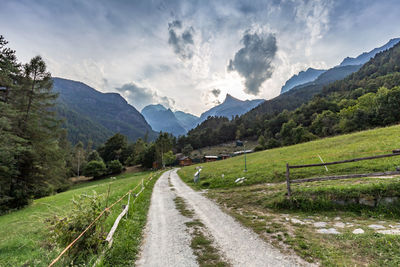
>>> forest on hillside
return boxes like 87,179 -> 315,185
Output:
176,42 -> 400,152
0,36 -> 176,214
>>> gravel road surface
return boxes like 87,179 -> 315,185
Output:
137,169 -> 305,267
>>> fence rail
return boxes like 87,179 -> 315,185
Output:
48,171 -> 160,267
286,150 -> 400,197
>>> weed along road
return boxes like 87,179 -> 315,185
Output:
137,169 -> 305,266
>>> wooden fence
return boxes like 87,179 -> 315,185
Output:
286,150 -> 400,197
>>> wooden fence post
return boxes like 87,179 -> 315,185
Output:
286,163 -> 291,197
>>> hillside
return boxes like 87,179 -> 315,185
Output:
178,124 -> 400,266
178,40 -> 400,153
174,110 -> 199,131
277,38 -> 400,97
248,64 -> 362,117
280,67 -> 326,94
178,123 -> 400,188
141,104 -> 187,136
53,78 -> 157,145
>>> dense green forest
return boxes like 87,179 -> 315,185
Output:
0,36 -> 176,214
176,42 -> 400,152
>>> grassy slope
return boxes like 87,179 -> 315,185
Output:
0,171 -> 155,267
178,124 -> 400,266
179,124 -> 400,189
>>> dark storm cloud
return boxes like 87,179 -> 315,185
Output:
116,83 -> 175,111
168,20 -> 195,60
228,32 -> 277,95
211,88 -> 221,97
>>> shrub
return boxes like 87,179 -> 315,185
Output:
107,160 -> 123,174
47,193 -> 108,264
84,160 -> 106,178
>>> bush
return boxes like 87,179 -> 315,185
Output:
47,193 -> 108,264
108,160 -> 123,174
84,160 -> 106,178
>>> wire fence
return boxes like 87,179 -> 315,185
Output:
48,171 -> 161,267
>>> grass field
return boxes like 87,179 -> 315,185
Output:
190,140 -> 258,158
0,170 -> 159,267
179,124 -> 400,189
178,124 -> 400,266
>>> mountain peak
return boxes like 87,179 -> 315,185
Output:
223,94 -> 240,103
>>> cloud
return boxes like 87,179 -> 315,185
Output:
228,31 -> 277,95
210,88 -> 221,97
168,20 -> 195,60
116,82 -> 175,111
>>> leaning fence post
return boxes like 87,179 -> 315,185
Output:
286,163 -> 291,197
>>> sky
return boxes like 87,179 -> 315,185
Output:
1,0 -> 400,116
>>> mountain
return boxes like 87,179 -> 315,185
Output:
340,38 -> 400,66
280,68 -> 326,94
141,104 -> 187,136
279,38 -> 400,96
174,111 -> 199,131
53,77 -> 157,145
199,94 -> 265,123
247,64 -> 362,117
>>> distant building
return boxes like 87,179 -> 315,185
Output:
179,156 -> 192,166
204,155 -> 218,162
152,161 -> 160,169
220,154 -> 231,160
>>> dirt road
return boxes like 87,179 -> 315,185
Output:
137,169 -> 304,266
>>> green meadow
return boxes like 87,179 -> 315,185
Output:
179,124 -> 400,189
0,171 -> 158,267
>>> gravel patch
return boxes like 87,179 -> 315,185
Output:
313,222 -> 327,228
317,228 -> 340,234
368,224 -> 386,230
171,169 -> 306,267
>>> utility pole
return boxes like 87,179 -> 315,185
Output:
244,142 -> 247,172
77,150 -> 81,177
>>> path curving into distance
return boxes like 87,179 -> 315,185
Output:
137,169 -> 305,267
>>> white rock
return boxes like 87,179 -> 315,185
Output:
334,222 -> 346,228
291,218 -> 305,225
377,229 -> 400,235
317,228 -> 340,234
314,222 -> 327,228
334,217 -> 341,221
352,228 -> 365,234
368,224 -> 385,230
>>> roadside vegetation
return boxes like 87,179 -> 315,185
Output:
0,170 -> 159,266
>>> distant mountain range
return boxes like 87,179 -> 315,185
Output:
198,94 -> 264,123
280,38 -> 400,95
280,68 -> 326,94
53,77 -> 157,146
340,38 -> 400,66
141,94 -> 264,136
141,105 -> 189,136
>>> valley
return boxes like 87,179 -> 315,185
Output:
2,2 -> 400,266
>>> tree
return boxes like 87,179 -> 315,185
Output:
155,132 -> 174,167
107,160 -> 123,174
0,37 -> 68,211
163,151 -> 176,166
98,133 -> 128,163
84,160 -> 106,178
182,144 -> 193,156
73,141 -> 85,177
87,150 -> 102,162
